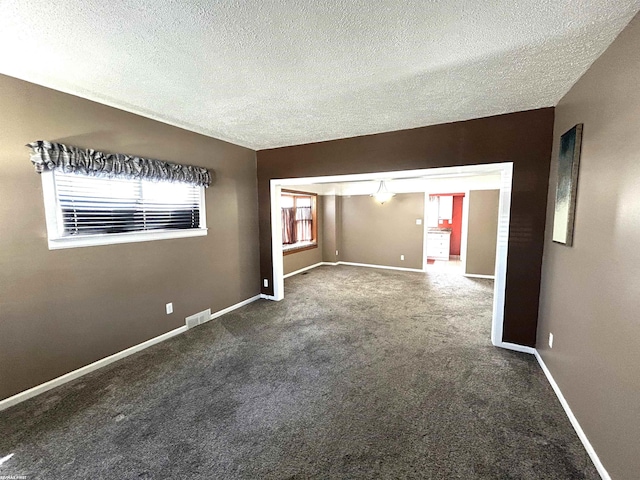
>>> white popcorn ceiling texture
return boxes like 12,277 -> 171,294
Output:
1,1 -> 638,150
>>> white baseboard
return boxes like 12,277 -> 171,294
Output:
210,294 -> 261,320
0,326 -> 187,412
280,261 -> 422,274
494,341 -> 536,355
534,351 -> 610,480
0,294 -> 262,412
260,293 -> 279,301
337,261 -> 424,273
283,262 -> 324,279
464,273 -> 495,279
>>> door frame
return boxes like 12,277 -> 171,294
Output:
269,162 -> 528,353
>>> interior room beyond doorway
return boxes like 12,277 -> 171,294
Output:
270,163 -> 514,351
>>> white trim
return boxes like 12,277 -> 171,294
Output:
199,183 -> 208,230
0,326 -> 187,412
494,342 -> 535,355
275,164 -> 511,187
270,181 -> 285,301
47,228 -> 208,250
460,191 -> 470,273
41,170 -> 61,239
422,192 -> 429,270
40,171 -> 207,250
260,293 -> 279,301
283,262 -> 324,278
337,261 -> 424,273
464,273 -> 496,279
270,163 -> 516,354
0,294 -> 262,412
490,163 -> 513,348
321,261 -> 339,266
534,351 -> 610,480
210,294 -> 261,320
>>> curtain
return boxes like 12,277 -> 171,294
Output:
295,206 -> 312,242
27,140 -> 213,187
282,207 -> 297,244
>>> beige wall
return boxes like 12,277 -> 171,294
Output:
537,14 -> 640,480
465,190 -> 499,276
0,75 -> 260,401
321,195 -> 338,263
283,196 -> 323,275
340,193 -> 424,270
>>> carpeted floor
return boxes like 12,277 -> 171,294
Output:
0,265 -> 598,479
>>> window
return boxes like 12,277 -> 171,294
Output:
41,170 -> 207,249
281,190 -> 317,254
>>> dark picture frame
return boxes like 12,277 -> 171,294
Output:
552,124 -> 583,246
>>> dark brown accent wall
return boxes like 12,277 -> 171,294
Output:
0,74 -> 260,401
257,108 -> 555,346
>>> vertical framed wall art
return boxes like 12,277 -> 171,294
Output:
552,123 -> 583,246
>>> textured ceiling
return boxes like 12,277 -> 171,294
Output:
1,1 -> 639,150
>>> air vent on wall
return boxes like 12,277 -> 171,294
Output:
185,309 -> 212,329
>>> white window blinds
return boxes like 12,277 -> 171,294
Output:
53,172 -> 203,236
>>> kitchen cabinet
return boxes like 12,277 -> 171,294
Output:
428,195 -> 454,226
438,195 -> 453,222
427,231 -> 451,260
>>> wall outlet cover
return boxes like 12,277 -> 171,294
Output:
263,279 -> 269,288
549,332 -> 554,348
166,303 -> 173,314
400,255 -> 405,261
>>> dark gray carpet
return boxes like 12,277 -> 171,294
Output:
0,265 -> 598,479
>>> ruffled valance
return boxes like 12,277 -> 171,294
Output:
27,140 -> 213,187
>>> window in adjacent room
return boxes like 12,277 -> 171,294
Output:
40,170 -> 207,249
281,190 -> 317,254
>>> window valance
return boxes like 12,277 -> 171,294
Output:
27,140 -> 213,187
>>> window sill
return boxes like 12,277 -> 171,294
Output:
47,228 -> 208,250
283,242 -> 318,256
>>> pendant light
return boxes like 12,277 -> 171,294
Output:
371,180 -> 395,204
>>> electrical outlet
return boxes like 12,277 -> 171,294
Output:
166,302 -> 173,315
549,332 -> 554,348
416,219 -> 422,225
263,278 -> 269,288
336,250 -> 339,256
400,255 -> 405,261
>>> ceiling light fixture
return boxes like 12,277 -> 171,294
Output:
371,180 -> 395,204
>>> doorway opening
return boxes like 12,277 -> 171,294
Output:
269,163 -> 523,352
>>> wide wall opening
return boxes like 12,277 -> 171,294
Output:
269,163 -> 518,351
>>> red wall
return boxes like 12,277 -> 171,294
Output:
450,195 -> 463,255
429,193 -> 464,255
